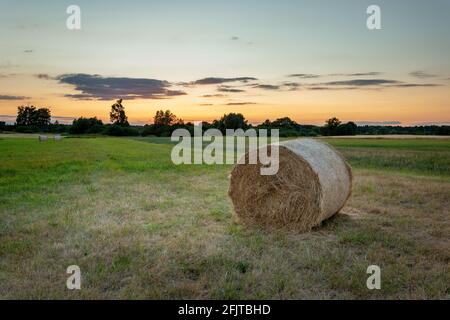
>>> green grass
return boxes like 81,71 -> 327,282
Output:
325,138 -> 450,178
0,136 -> 449,299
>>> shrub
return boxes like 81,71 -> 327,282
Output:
103,125 -> 140,136
70,117 -> 103,134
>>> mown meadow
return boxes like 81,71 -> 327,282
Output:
0,135 -> 449,299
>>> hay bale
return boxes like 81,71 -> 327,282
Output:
228,139 -> 352,231
38,135 -> 48,142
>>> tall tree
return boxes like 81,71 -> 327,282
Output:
34,108 -> 51,127
16,105 -> 37,126
153,110 -> 179,126
216,113 -> 248,131
323,117 -> 342,135
16,105 -> 51,128
110,99 -> 129,126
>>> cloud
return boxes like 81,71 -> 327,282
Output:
287,73 -> 321,79
36,73 -> 52,80
321,79 -> 400,86
251,83 -> 302,91
226,102 -> 257,106
0,73 -> 17,78
198,103 -> 214,106
0,94 -> 29,100
330,72 -> 382,77
231,36 -> 239,41
392,83 -> 440,88
217,85 -> 246,93
355,121 -> 402,126
308,86 -> 358,91
201,94 -> 227,98
307,79 -> 441,90
57,73 -> 187,100
252,84 -> 281,90
409,71 -> 437,79
281,82 -> 301,91
24,49 -> 33,54
192,77 -> 257,85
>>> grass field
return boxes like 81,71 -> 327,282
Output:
0,135 -> 449,299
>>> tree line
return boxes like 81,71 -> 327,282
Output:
1,100 -> 449,136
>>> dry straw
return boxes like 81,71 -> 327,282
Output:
228,139 -> 352,232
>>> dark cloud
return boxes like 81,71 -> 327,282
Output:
36,73 -> 52,80
0,94 -> 29,100
252,84 -> 281,90
392,83 -> 441,88
0,73 -> 17,78
198,103 -> 214,106
321,79 -> 400,86
306,78 -> 441,90
193,77 -> 257,85
57,73 -> 186,100
308,86 -> 358,91
409,71 -> 437,79
201,94 -> 227,98
226,102 -> 257,106
217,85 -> 246,93
287,73 -> 321,79
282,82 -> 301,90
231,36 -> 239,41
24,49 -> 33,54
330,72 -> 382,77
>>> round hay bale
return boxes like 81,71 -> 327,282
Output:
228,139 -> 352,231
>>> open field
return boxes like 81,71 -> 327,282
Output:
0,136 -> 449,299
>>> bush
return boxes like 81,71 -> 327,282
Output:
103,125 -> 140,136
86,124 -> 104,134
70,117 -> 103,134
141,124 -> 173,137
14,125 -> 39,133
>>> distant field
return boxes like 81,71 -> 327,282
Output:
323,138 -> 450,178
0,136 -> 449,299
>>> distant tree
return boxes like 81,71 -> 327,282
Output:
16,105 -> 51,128
326,117 -> 341,130
322,117 -> 342,136
337,121 -> 357,135
70,117 -> 104,134
104,124 -> 139,136
110,99 -> 129,126
16,105 -> 37,126
215,113 -> 248,132
33,107 -> 51,128
153,110 -> 179,126
271,117 -> 299,128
